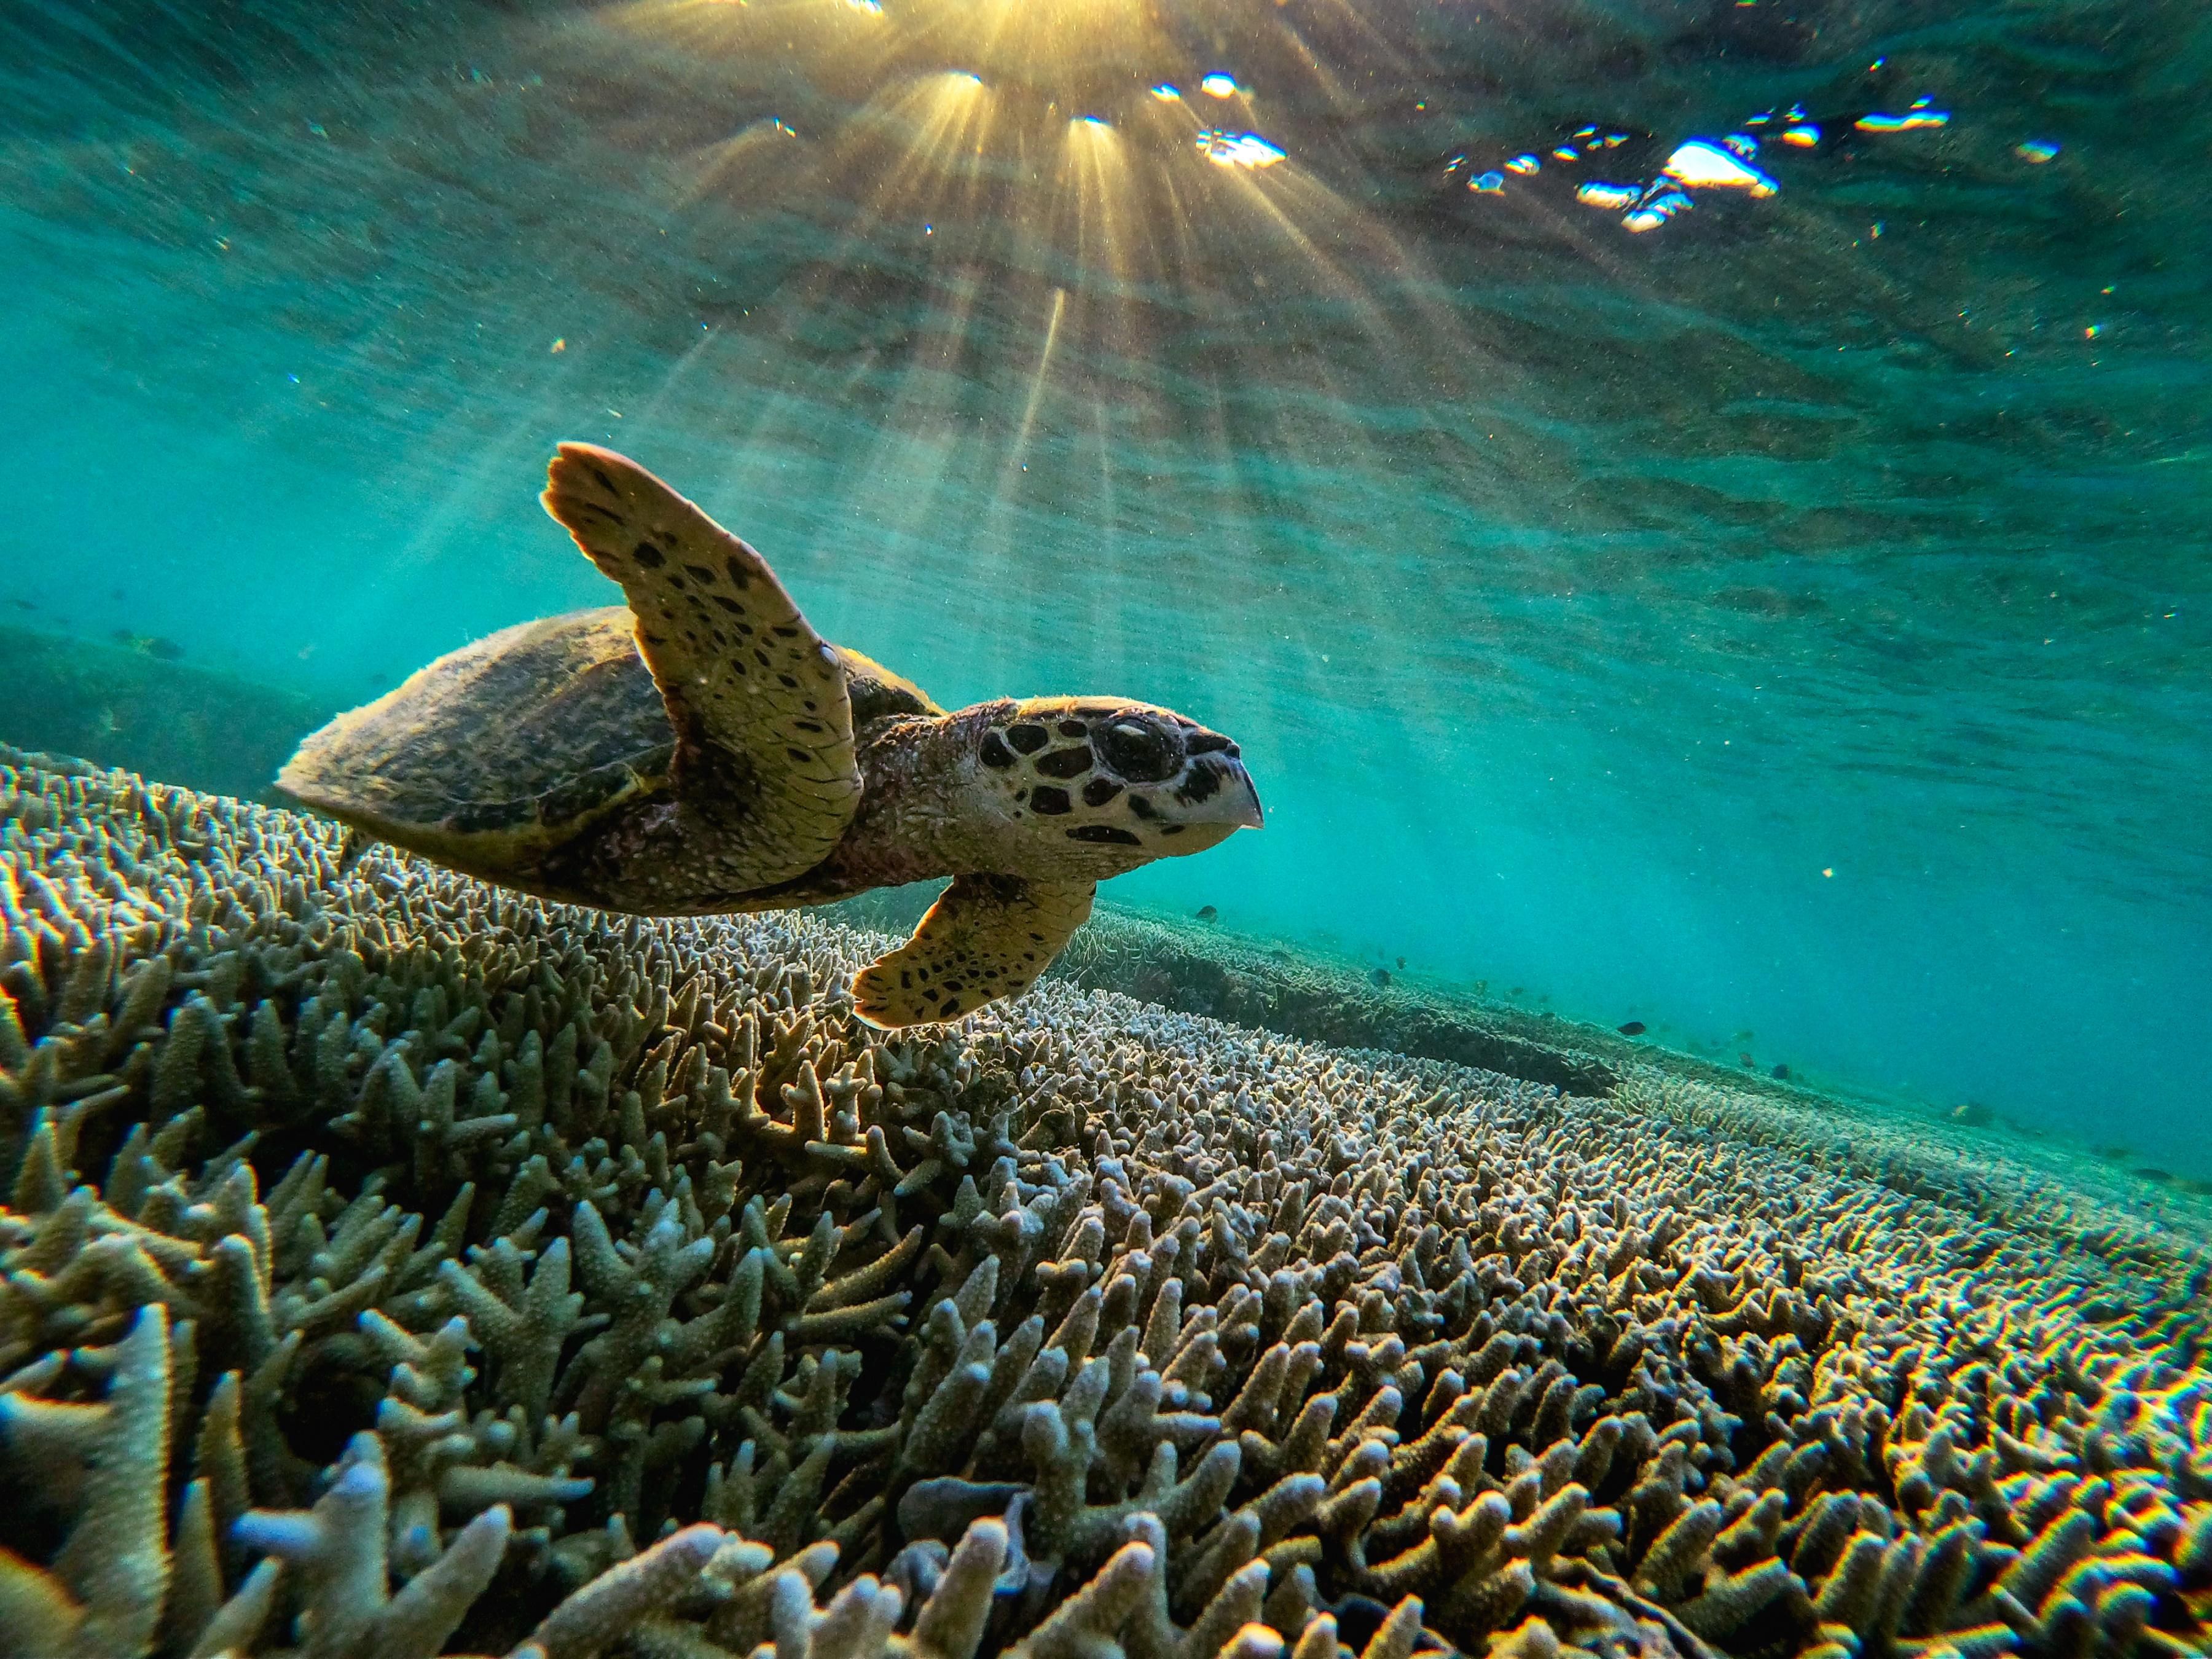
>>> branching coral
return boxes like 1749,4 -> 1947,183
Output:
1,747 -> 2208,1659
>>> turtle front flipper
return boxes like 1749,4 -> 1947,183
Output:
851,875 -> 1096,1029
542,443 -> 860,888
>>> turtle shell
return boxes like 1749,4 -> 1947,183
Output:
278,606 -> 675,877
280,606 -> 939,890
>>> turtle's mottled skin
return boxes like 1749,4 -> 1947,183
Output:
280,445 -> 1263,1027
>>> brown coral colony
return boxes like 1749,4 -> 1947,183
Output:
2,747 -> 2208,1659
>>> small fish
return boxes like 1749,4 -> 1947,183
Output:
1395,956 -> 1406,970
7,597 -> 34,611
1739,1053 -> 1755,1067
2092,1144 -> 2133,1162
1617,1021 -> 1645,1036
1194,904 -> 1218,922
2138,1167 -> 2175,1186
1770,1063 -> 1789,1080
1371,968 -> 1391,989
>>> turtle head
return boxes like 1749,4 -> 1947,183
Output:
966,697 -> 1262,877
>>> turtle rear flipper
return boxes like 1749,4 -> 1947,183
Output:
543,443 -> 860,890
851,875 -> 1096,1028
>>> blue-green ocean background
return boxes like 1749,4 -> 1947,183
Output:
3,1 -> 2206,1152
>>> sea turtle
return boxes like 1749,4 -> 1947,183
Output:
278,444 -> 1263,1028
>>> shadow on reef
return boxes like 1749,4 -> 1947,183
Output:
3,747 -> 2210,1659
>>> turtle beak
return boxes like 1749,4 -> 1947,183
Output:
1178,749 -> 1264,831
1225,759 -> 1264,829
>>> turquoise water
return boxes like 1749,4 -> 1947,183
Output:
4,0 -> 2206,1149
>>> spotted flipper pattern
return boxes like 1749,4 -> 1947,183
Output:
541,443 -> 860,892
851,874 -> 1097,1028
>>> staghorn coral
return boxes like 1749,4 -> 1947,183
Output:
1,745 -> 2209,1659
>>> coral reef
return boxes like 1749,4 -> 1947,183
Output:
2,745 -> 2208,1659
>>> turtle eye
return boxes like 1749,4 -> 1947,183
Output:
1097,716 -> 1179,782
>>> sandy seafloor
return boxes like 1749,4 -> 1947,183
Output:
2,744 -> 2206,1659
